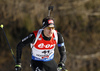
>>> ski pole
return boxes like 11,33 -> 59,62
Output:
0,24 -> 16,63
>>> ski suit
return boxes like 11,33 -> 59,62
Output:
16,29 -> 67,71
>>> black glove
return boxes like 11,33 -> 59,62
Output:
58,62 -> 68,71
58,62 -> 65,68
15,63 -> 21,71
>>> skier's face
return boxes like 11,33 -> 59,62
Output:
44,25 -> 55,37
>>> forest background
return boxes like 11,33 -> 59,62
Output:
0,0 -> 100,71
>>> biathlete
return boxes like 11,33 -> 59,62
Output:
15,17 -> 67,71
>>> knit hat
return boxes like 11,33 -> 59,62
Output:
42,17 -> 55,29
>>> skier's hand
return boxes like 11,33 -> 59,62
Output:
57,62 -> 68,71
15,63 -> 21,71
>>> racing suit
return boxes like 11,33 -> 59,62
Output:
16,29 -> 67,71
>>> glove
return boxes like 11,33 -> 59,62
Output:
15,63 -> 21,71
58,62 -> 68,71
58,62 -> 65,69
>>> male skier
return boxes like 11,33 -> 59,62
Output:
15,17 -> 67,71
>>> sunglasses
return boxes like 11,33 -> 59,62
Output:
46,27 -> 55,30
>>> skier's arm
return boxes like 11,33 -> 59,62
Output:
16,33 -> 35,63
57,32 -> 67,64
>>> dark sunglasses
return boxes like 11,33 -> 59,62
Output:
46,27 -> 55,30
